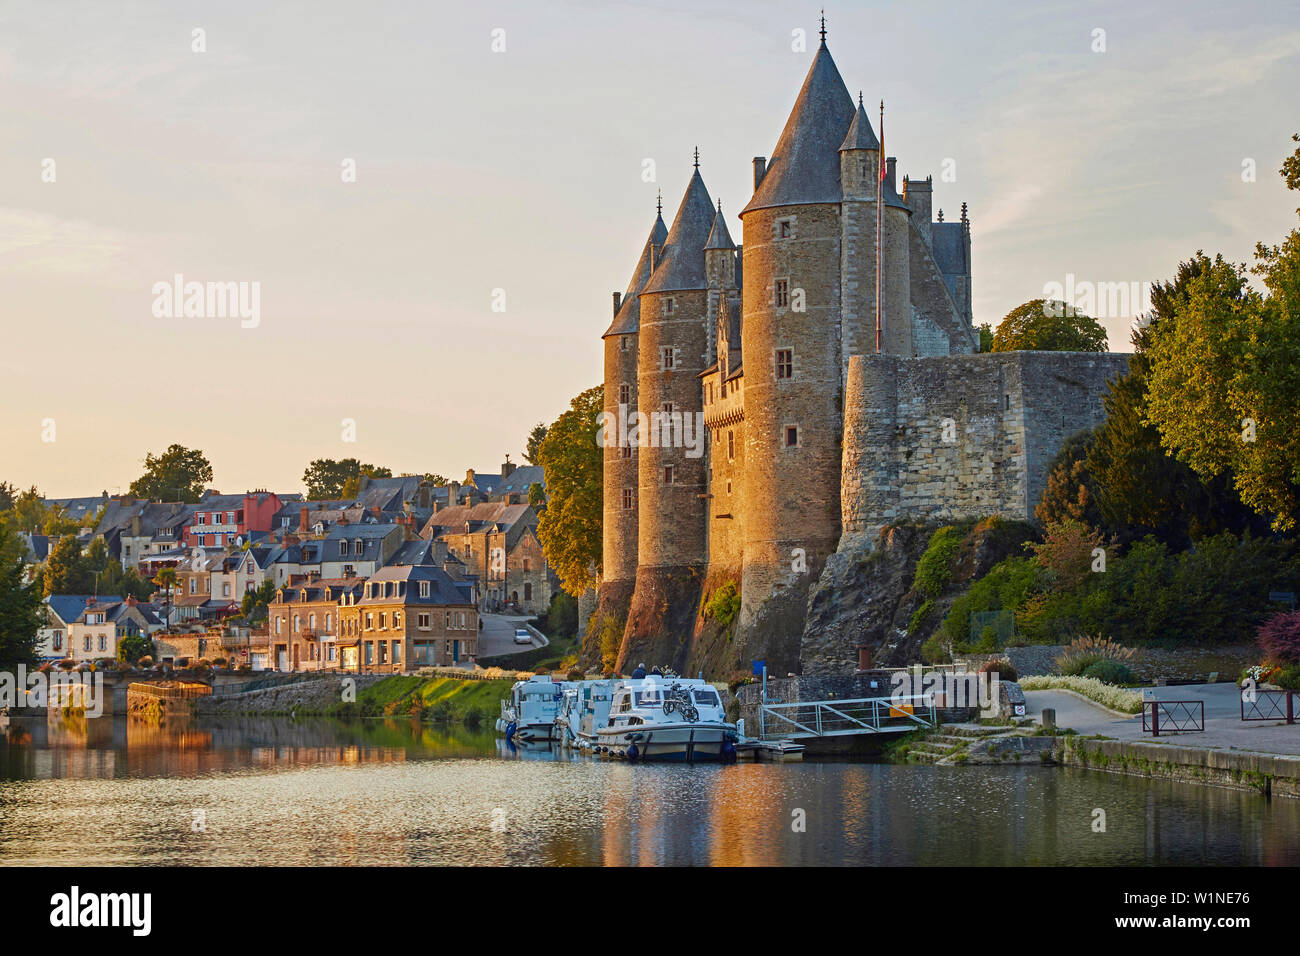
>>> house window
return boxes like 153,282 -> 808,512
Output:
785,426 -> 799,447
775,279 -> 789,307
379,612 -> 387,630
339,541 -> 349,557
189,579 -> 196,594
84,636 -> 91,652
393,612 -> 401,630
523,583 -> 533,602
293,614 -> 300,632
309,613 -> 316,631
622,488 -> 635,510
663,465 -> 675,484
365,643 -> 374,665
325,613 -> 331,631
728,430 -> 735,460
276,617 -> 283,635
392,642 -> 401,663
776,349 -> 793,379
619,383 -> 630,406
98,636 -> 106,652
522,558 -> 531,572
53,633 -> 62,650
418,613 -> 431,630
365,613 -> 373,630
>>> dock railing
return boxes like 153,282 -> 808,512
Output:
758,693 -> 936,740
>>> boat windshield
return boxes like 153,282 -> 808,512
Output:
693,689 -> 719,706
633,690 -> 661,705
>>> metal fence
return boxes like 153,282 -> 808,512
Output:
1241,688 -> 1300,723
1142,699 -> 1204,736
759,694 -> 936,740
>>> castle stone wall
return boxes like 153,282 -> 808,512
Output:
842,351 -> 1131,539
602,333 -> 639,585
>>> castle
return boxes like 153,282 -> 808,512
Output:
596,30 -> 1128,678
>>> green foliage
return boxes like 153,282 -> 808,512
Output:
920,632 -> 952,664
128,444 -> 213,503
540,590 -> 579,639
240,579 -> 276,621
536,385 -> 603,596
990,299 -> 1108,353
976,322 -> 994,353
1082,659 -> 1135,685
942,556 -> 1040,643
524,423 -> 548,466
301,458 -> 392,500
116,633 -> 154,665
1143,138 -> 1300,531
908,600 -> 934,635
914,525 -> 964,598
0,525 -> 41,669
704,581 -> 741,630
43,535 -> 91,596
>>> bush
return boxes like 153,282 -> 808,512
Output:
1018,675 -> 1143,713
907,600 -> 933,635
914,526 -> 964,598
980,658 -> 1018,682
1055,635 -> 1134,676
1258,611 -> 1300,665
1081,659 -> 1134,685
704,581 -> 741,630
920,632 -> 952,664
566,668 -> 585,681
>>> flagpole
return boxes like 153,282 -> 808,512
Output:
875,100 -> 884,353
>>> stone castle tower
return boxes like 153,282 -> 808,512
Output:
597,32 -> 980,676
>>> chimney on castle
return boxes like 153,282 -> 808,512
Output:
753,157 -> 767,191
612,292 -> 622,317
886,157 -> 897,190
902,175 -> 934,247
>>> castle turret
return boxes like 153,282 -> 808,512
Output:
593,205 -> 666,661
737,34 -> 854,674
620,158 -> 716,671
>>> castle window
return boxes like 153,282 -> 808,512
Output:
622,488 -> 635,510
1004,394 -> 1011,411
726,479 -> 733,495
778,219 -> 792,239
665,297 -> 677,315
619,383 -> 630,406
776,349 -> 793,379
775,279 -> 789,308
661,347 -> 676,371
663,466 -> 675,485
728,430 -> 735,460
621,336 -> 629,351
620,444 -> 632,459
785,426 -> 799,448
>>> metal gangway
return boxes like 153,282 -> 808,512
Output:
758,692 -> 936,740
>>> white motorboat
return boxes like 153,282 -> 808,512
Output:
594,677 -> 737,762
497,674 -> 564,743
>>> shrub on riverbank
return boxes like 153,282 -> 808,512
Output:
1019,675 -> 1143,714
336,674 -> 513,724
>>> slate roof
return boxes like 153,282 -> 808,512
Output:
605,212 -> 669,338
420,502 -> 533,539
742,40 -> 855,215
45,595 -> 97,626
839,98 -> 880,151
704,202 -> 736,251
642,168 -> 715,294
355,564 -> 473,607
45,496 -> 108,522
498,465 -> 544,496
354,476 -> 424,513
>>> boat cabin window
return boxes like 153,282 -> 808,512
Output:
617,694 -> 632,713
693,689 -> 720,706
633,690 -> 661,705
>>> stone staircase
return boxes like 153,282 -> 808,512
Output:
906,721 -> 1037,765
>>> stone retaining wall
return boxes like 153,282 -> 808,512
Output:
1057,736 -> 1300,798
196,675 -> 387,715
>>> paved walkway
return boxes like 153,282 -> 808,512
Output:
1024,683 -> 1300,756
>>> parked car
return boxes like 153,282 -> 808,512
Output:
514,628 -> 532,645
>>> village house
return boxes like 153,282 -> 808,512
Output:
183,490 -> 284,549
37,595 -> 96,660
336,564 -> 477,673
67,596 -> 166,662
421,502 -> 556,614
267,577 -> 363,671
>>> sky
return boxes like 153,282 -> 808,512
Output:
2,0 -> 1298,499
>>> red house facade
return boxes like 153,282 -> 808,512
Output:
183,492 -> 283,548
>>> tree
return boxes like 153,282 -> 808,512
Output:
117,633 -> 154,665
241,579 -> 276,621
0,525 -> 41,668
153,567 -> 179,625
0,482 -> 16,513
535,386 -> 603,596
423,474 -> 447,486
9,486 -> 46,534
990,299 -> 1108,353
976,322 -> 994,353
128,444 -> 213,503
42,505 -> 81,537
302,458 -> 391,499
43,535 -> 92,596
1036,430 -> 1103,528
524,423 -> 548,465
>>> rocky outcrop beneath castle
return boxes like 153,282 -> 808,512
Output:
584,580 -> 635,670
801,518 -> 1037,674
619,566 -> 704,674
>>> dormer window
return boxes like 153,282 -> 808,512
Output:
339,541 -> 349,557
419,581 -> 430,598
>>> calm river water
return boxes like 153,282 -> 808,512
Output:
2,714 -> 1296,866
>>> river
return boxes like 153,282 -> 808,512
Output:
2,714 -> 1296,866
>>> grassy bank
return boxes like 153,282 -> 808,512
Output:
335,674 -> 514,728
